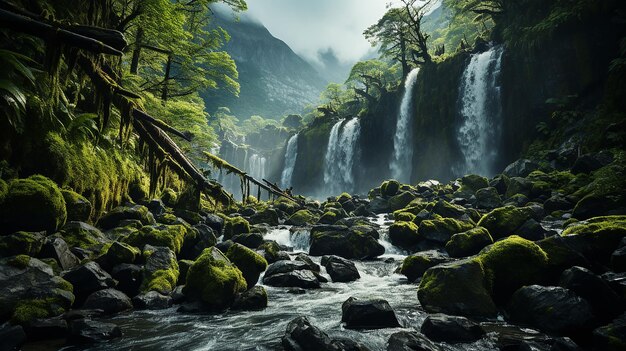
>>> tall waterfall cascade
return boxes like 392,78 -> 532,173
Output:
456,45 -> 504,177
323,117 -> 361,196
390,68 -> 420,183
248,153 -> 267,181
281,134 -> 299,188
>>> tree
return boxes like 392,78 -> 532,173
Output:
345,60 -> 401,103
364,0 -> 433,77
282,114 -> 303,130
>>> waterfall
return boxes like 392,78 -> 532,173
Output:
390,68 -> 420,183
456,45 -> 504,176
323,117 -> 361,195
248,153 -> 267,181
281,134 -> 299,188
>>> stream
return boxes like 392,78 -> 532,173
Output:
64,215 -> 501,351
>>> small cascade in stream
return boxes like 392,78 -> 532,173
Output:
281,134 -> 298,188
323,117 -> 361,196
390,67 -> 420,183
456,45 -> 504,176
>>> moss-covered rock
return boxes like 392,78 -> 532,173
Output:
394,212 -> 417,222
558,216 -> 626,266
98,204 -> 155,230
389,221 -> 421,249
380,180 -> 400,197
225,243 -> 268,288
249,208 -> 280,226
161,188 -> 178,207
317,207 -> 348,225
103,241 -> 140,266
400,250 -> 451,282
286,209 -> 318,226
477,206 -> 536,240
477,235 -> 548,302
445,227 -> 493,258
562,215 -> 626,236
431,200 -> 467,219
571,155 -> 626,219
141,246 -> 179,295
337,192 -> 352,203
505,177 -> 533,199
61,189 -> 93,223
223,216 -> 251,240
0,175 -> 67,235
0,231 -> 45,257
418,259 -> 496,318
388,191 -> 417,211
461,174 -> 489,192
183,247 -> 247,310
309,227 -> 384,259
418,218 -> 475,244
123,224 -> 188,254
59,221 -> 108,250
274,196 -> 299,215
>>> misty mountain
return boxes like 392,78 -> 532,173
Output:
202,12 -> 327,120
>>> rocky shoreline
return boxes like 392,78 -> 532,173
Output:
1,150 -> 625,350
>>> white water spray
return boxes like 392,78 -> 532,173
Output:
390,68 -> 420,183
281,134 -> 298,188
323,117 -> 361,195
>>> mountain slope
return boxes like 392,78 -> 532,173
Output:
203,12 -> 327,120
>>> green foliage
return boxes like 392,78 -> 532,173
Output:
0,175 -> 67,234
0,49 -> 36,134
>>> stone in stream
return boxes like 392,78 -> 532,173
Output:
111,263 -> 142,297
132,291 -> 172,310
341,297 -> 400,329
225,243 -> 268,288
232,286 -> 268,310
62,261 -> 115,305
387,331 -> 443,351
263,269 -> 321,289
321,255 -> 360,283
399,250 -> 451,282
309,225 -> 384,259
24,317 -> 68,341
295,253 -> 321,272
420,314 -> 485,343
506,285 -> 595,335
82,288 -> 133,314
67,319 -> 122,344
282,316 -> 336,351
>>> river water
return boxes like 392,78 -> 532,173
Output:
65,215 -> 501,351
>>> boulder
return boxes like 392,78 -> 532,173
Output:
613,245 -> 626,272
420,314 -> 484,343
204,213 -> 225,234
231,232 -> 264,249
0,231 -> 45,257
146,199 -> 166,216
282,316 -> 336,351
559,266 -> 623,323
232,286 -> 268,310
418,218 -> 474,244
263,269 -> 321,289
132,291 -> 172,310
39,236 -> 80,271
388,222 -> 421,250
183,247 -> 247,310
593,313 -> 626,351
98,204 -> 155,230
388,191 -> 417,211
223,217 -> 251,240
0,324 -> 26,350
476,235 -> 548,302
561,216 -> 626,266
287,210 -> 319,226
58,221 -> 108,250
503,159 -> 541,178
0,256 -> 74,325
572,151 -> 614,174
367,196 -> 390,214
225,243 -> 268,288
321,255 -> 360,282
505,177 -> 533,199
310,226 -> 384,259
249,208 -> 280,226
387,331 -> 443,351
341,297 -> 400,329
25,317 -> 68,341
111,263 -> 142,297
62,261 -> 115,305
295,253 -> 320,272
477,206 -> 537,240
461,174 -> 489,192
82,288 -> 132,314
474,187 -> 502,209
418,259 -> 496,318
68,319 -> 122,344
506,285 -> 595,335
140,246 -> 179,295
381,180 -> 401,197
400,250 -> 452,282
99,241 -> 139,269
123,224 -> 188,255
445,227 -> 493,258
544,194 -> 574,213
179,223 -> 217,260
0,175 -> 67,235
431,200 -> 468,219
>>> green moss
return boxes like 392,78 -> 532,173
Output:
226,243 -> 268,287
388,191 -> 417,211
183,247 -> 247,310
460,174 -> 489,192
477,235 -> 548,301
418,218 -> 475,243
61,189 -> 92,222
104,241 -> 140,264
562,215 -> 626,236
7,254 -> 32,269
142,268 -> 179,294
161,188 -> 178,207
380,180 -> 400,197
394,212 -> 417,222
0,179 -> 7,202
286,209 -> 318,226
445,227 -> 494,258
389,221 -> 421,248
337,192 -> 352,203
124,224 -> 188,254
11,298 -> 62,325
477,206 -> 535,240
223,217 -> 251,240
318,211 -> 338,224
0,175 -> 67,234
0,231 -> 44,257
59,222 -> 107,249
392,201 -> 430,217
324,202 -> 342,209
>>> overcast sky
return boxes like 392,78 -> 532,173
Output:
244,0 -> 391,64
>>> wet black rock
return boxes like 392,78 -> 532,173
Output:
612,245 -> 626,273
39,236 -> 80,270
110,263 -> 141,297
263,269 -> 320,289
322,255 -> 360,283
503,159 -> 541,178
0,325 -> 26,351
204,214 -> 225,234
24,317 -> 68,341
232,232 -> 264,249
309,226 -> 384,259
420,314 -> 484,343
282,316 -> 336,351
387,331 -> 442,351
133,291 -> 172,310
68,319 -> 122,344
82,288 -> 132,315
341,297 -> 400,329
506,285 -> 595,335
593,313 -> 626,351
62,261 -> 116,305
295,253 -> 320,272
232,286 -> 268,310
474,187 -> 502,209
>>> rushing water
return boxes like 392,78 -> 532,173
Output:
323,117 -> 361,196
280,134 -> 298,188
248,153 -> 267,181
456,45 -> 504,177
390,68 -> 420,183
67,217 -> 503,351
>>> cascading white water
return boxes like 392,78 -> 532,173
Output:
457,45 -> 504,176
323,117 -> 361,195
390,68 -> 420,183
248,153 -> 267,181
280,134 -> 299,188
